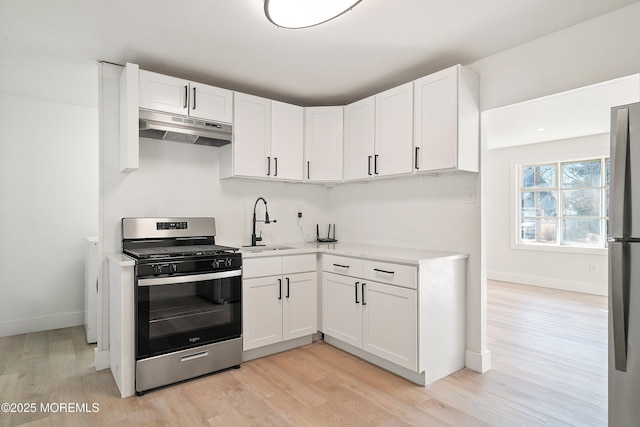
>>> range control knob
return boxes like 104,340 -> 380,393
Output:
168,263 -> 177,274
225,257 -> 233,267
153,264 -> 163,275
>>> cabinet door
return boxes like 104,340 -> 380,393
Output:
375,82 -> 414,177
414,66 -> 459,172
271,101 -> 304,181
362,281 -> 417,370
139,70 -> 189,116
304,106 -> 344,182
344,96 -> 375,181
233,92 -> 272,178
189,82 -> 233,124
283,272 -> 317,341
322,272 -> 362,348
243,276 -> 283,351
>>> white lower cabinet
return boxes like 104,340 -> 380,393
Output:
362,281 -> 417,370
323,272 -> 363,348
242,255 -> 317,351
322,259 -> 418,371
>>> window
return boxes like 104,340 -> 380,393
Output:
518,158 -> 609,248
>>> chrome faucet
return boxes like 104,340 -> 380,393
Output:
251,197 -> 276,246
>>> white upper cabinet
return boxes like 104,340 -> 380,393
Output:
413,64 -> 479,173
221,93 -> 303,180
231,92 -> 271,178
343,96 -> 375,180
375,82 -> 414,177
271,101 -> 304,180
304,106 -> 344,182
138,69 -> 233,123
343,82 -> 413,181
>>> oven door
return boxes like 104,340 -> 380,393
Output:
136,269 -> 241,359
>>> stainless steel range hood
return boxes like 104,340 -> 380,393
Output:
139,109 -> 232,147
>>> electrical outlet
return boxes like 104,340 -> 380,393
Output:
296,205 -> 303,218
298,211 -> 302,218
589,264 -> 598,274
465,187 -> 476,204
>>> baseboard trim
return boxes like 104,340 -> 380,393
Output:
488,271 -> 607,296
95,348 -> 110,371
0,311 -> 84,338
242,336 -> 313,362
465,349 -> 491,373
324,336 -> 427,386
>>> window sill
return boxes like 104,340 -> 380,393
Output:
511,242 -> 608,256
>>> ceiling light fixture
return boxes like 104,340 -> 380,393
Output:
264,0 -> 363,29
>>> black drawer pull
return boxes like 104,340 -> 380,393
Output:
373,268 -> 395,275
333,263 -> 350,269
355,281 -> 359,304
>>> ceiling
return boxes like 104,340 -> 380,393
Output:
1,0 -> 638,106
486,75 -> 640,149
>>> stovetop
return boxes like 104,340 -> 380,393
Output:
124,244 -> 239,260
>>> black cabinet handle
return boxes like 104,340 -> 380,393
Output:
374,268 -> 395,275
355,281 -> 359,304
368,156 -> 372,176
374,154 -> 379,175
286,277 -> 290,298
267,157 -> 271,176
307,161 -> 310,179
274,157 -> 278,177
278,278 -> 282,300
362,282 -> 366,305
184,86 -> 188,109
333,263 -> 350,269
192,87 -> 197,110
415,146 -> 420,170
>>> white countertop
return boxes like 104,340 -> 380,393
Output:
238,242 -> 467,266
107,253 -> 136,266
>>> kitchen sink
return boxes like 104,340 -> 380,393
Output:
241,245 -> 296,252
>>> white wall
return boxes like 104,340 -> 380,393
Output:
0,56 -> 99,336
486,134 -> 609,295
469,2 -> 640,111
470,2 -> 640,298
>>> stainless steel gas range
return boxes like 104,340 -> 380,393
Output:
122,217 -> 242,395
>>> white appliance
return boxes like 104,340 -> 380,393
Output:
84,236 -> 99,344
609,102 -> 640,426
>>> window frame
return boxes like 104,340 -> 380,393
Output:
514,156 -> 609,254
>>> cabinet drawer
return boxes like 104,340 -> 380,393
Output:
243,257 -> 282,279
362,260 -> 416,289
283,254 -> 316,275
322,255 -> 362,277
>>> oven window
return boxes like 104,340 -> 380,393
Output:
148,280 -> 234,338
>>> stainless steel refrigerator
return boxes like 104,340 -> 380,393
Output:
609,101 -> 640,426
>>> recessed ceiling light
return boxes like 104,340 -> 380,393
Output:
536,127 -> 545,131
264,0 -> 363,29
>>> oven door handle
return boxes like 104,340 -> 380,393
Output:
138,269 -> 242,287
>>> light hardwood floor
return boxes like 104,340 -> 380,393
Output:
0,280 -> 608,426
